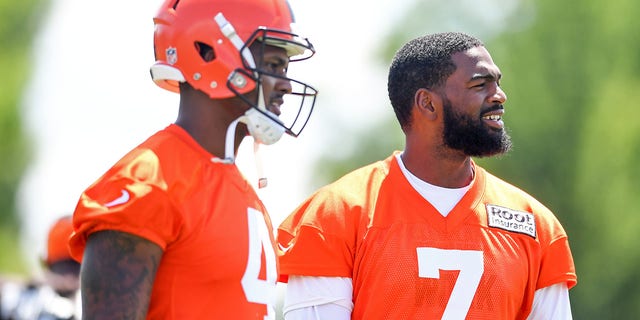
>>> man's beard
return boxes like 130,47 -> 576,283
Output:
442,97 -> 512,157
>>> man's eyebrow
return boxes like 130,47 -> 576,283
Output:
469,72 -> 502,82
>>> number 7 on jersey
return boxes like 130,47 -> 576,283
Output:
416,247 -> 484,320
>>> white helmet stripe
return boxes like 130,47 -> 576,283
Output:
214,13 -> 256,69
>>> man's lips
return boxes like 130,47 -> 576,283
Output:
268,98 -> 284,116
482,108 -> 504,129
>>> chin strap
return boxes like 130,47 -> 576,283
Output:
211,116 -> 269,189
253,141 -> 268,188
211,118 -> 241,164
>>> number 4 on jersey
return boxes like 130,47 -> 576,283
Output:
242,208 -> 277,320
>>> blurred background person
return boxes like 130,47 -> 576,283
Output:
0,215 -> 80,320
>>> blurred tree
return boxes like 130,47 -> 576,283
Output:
310,0 -> 640,318
491,0 -> 640,317
0,0 -> 47,273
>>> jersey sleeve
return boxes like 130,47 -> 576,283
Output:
69,149 -> 182,262
530,198 -> 577,290
277,191 -> 356,281
278,158 -> 389,283
537,234 -> 577,290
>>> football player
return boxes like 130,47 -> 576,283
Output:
277,32 -> 577,319
1,215 -> 81,320
68,0 -> 317,319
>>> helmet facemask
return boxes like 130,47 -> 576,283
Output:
229,27 -> 318,145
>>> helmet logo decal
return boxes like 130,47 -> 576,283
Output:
165,47 -> 178,65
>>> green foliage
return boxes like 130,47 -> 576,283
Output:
573,77 -> 640,318
0,0 -> 48,272
311,0 -> 640,318
312,117 -> 404,188
491,0 -> 640,317
0,226 -> 27,274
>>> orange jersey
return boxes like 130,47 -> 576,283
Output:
69,124 -> 278,319
278,153 -> 577,319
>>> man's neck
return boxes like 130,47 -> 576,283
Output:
400,148 -> 474,188
175,98 -> 246,159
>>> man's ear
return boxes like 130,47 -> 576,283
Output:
414,88 -> 438,121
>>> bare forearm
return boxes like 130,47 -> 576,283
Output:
81,230 -> 162,320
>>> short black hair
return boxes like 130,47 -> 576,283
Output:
387,32 -> 484,130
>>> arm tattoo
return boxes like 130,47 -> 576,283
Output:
81,230 -> 163,320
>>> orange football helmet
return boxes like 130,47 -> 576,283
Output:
150,0 -> 317,142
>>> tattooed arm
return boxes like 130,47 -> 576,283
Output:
81,230 -> 163,320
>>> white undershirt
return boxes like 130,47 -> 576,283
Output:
283,276 -> 572,319
395,153 -> 470,216
282,155 -> 573,319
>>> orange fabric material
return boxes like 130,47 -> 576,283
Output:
277,153 -> 577,320
46,215 -> 74,265
70,124 -> 278,319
